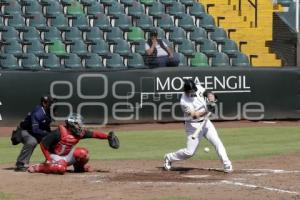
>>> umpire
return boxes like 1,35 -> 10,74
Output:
14,95 -> 54,172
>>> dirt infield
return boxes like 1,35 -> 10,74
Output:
1,153 -> 300,200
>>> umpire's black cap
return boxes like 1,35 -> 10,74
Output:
183,79 -> 197,93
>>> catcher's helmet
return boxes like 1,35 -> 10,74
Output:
65,113 -> 83,136
183,79 -> 197,93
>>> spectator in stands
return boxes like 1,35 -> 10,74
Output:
145,30 -> 179,68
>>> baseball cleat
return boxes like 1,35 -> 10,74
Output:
224,164 -> 233,173
163,154 -> 172,171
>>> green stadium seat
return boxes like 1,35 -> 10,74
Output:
61,0 -> 74,6
41,53 -> 61,69
178,39 -> 195,56
21,53 -> 41,69
140,0 -> 155,6
7,13 -> 26,29
276,0 -> 292,7
42,27 -> 62,42
190,52 -> 209,67
27,13 -> 47,29
71,14 -> 89,30
211,52 -> 230,67
106,27 -> 124,43
127,53 -> 146,68
108,2 -> 125,17
178,13 -> 195,31
189,2 -> 205,17
67,1 -> 84,15
68,39 -> 87,56
200,38 -> 218,56
93,13 -> 111,31
114,14 -> 132,31
43,0 -> 63,16
160,0 -> 176,6
3,0 -> 22,15
199,13 -> 216,31
169,26 -> 186,44
85,27 -> 103,42
86,1 -> 104,16
25,40 -> 45,56
149,2 -> 164,18
179,0 -> 194,6
49,13 -> 69,30
136,14 -> 154,31
231,52 -> 250,67
169,2 -> 185,18
210,27 -> 228,44
101,0 -> 118,6
128,2 -> 145,18
222,39 -> 239,57
174,52 -> 187,67
127,27 -> 144,43
22,26 -> 40,41
64,53 -> 82,69
48,39 -> 67,55
120,0 -> 135,6
90,39 -> 110,56
0,53 -> 20,69
106,53 -> 126,68
134,40 -> 146,55
0,16 -> 3,28
113,39 -> 131,57
23,0 -> 43,15
3,39 -> 23,55
84,53 -> 104,68
157,14 -> 174,31
190,27 -> 207,44
64,27 -> 82,42
81,0 -> 97,5
0,26 -> 20,42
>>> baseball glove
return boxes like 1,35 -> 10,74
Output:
108,131 -> 120,149
206,92 -> 217,113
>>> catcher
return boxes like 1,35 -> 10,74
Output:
28,113 -> 119,174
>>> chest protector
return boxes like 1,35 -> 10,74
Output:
54,125 -> 83,156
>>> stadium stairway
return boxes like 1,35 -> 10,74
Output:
200,0 -> 283,67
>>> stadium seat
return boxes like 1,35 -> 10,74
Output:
198,13 -> 216,31
136,14 -> 154,31
47,39 -> 67,55
86,1 -> 104,16
41,53 -> 61,69
148,2 -> 164,18
21,53 -> 41,69
178,39 -> 194,56
127,27 -> 144,43
127,53 -> 146,68
3,39 -> 23,55
92,13 -> 111,31
0,53 -> 20,69
105,53 -> 126,68
42,27 -> 62,42
3,0 -> 22,15
190,27 -> 207,44
210,27 -> 228,44
178,13 -> 195,31
276,0 -> 292,7
0,16 -> 3,28
68,39 -> 87,55
71,14 -> 89,30
85,27 -> 104,42
107,2 -> 125,17
113,39 -> 131,56
90,39 -> 110,56
189,2 -> 205,17
190,52 -> 209,67
140,0 -> 155,6
64,27 -> 82,42
81,0 -> 97,5
66,1 -> 84,16
7,13 -> 26,29
169,2 -> 185,18
0,26 -> 20,42
157,14 -> 174,31
43,0 -> 63,16
101,0 -> 118,7
22,26 -> 40,41
27,13 -> 47,29
231,52 -> 250,67
106,27 -> 124,43
24,40 -> 45,55
114,14 -> 132,31
134,40 -> 146,55
169,26 -> 186,44
23,0 -> 43,15
120,0 -> 135,6
200,38 -> 218,56
179,0 -> 194,6
174,52 -> 187,67
149,27 -> 166,39
84,53 -> 104,68
64,53 -> 82,68
49,13 -> 69,30
211,52 -> 230,67
222,39 -> 240,57
160,0 -> 176,6
128,1 -> 145,18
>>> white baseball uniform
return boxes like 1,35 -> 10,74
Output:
166,84 -> 232,169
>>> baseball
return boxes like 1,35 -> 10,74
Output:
204,147 -> 210,153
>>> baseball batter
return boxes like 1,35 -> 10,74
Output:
164,79 -> 233,173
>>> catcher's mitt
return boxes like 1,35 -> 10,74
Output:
108,131 -> 120,149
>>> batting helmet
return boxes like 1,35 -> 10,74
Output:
40,95 -> 54,105
65,113 -> 84,136
183,79 -> 197,93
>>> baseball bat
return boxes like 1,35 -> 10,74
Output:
191,112 -> 211,140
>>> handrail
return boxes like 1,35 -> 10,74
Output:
238,0 -> 258,27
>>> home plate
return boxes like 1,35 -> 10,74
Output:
182,175 -> 211,178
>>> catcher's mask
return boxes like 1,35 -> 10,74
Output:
183,79 -> 197,97
65,113 -> 84,136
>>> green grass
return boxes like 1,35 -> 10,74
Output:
0,192 -> 11,200
1,126 -> 300,164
